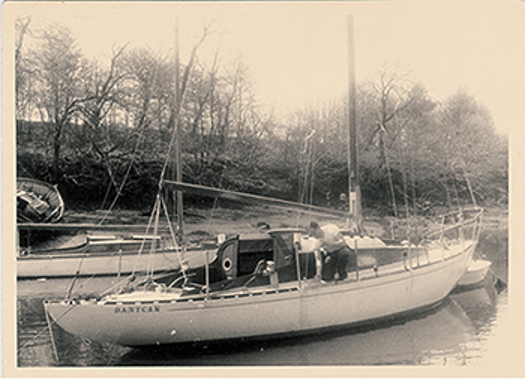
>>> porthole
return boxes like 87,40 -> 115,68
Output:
223,258 -> 232,271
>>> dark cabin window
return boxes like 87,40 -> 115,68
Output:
237,235 -> 273,277
271,231 -> 316,282
271,232 -> 298,282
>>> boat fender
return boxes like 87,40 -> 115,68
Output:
264,261 -> 275,274
403,251 -> 410,271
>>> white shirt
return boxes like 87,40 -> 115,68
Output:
320,224 -> 346,252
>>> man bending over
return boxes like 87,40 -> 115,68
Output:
308,222 -> 357,281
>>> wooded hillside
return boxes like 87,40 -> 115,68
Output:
16,19 -> 508,216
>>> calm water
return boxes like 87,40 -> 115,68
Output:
16,228 -> 508,367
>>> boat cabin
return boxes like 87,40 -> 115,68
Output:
161,229 -> 319,293
151,228 -> 396,295
217,229 -> 316,281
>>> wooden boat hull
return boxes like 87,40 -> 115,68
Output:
18,246 -> 216,279
45,240 -> 475,346
17,178 -> 65,223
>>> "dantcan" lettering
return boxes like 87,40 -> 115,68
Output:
114,305 -> 161,314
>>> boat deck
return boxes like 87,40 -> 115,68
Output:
92,238 -> 475,304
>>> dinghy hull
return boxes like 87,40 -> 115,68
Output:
457,259 -> 491,286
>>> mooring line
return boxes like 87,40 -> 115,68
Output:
44,303 -> 59,363
18,301 -> 76,362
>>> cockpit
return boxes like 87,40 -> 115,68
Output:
154,229 -> 321,293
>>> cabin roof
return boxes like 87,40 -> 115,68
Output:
238,233 -> 272,241
267,228 -> 306,235
237,233 -> 273,254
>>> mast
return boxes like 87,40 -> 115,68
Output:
174,18 -> 184,236
347,15 -> 362,232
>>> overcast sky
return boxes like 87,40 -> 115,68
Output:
5,1 -> 524,135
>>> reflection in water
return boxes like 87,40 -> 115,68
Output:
17,280 -> 503,367
115,287 -> 489,367
451,284 -> 497,336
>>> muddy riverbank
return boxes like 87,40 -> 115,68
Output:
60,204 -> 507,243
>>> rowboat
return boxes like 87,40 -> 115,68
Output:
17,178 -> 65,223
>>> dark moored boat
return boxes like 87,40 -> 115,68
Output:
17,178 -> 65,223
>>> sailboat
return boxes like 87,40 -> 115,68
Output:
16,189 -> 222,279
17,224 -> 218,279
44,17 -> 483,347
44,201 -> 482,346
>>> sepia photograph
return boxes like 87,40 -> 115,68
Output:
3,0 -> 523,377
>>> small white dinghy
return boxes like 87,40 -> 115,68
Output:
457,257 -> 491,287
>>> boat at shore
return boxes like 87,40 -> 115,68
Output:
457,256 -> 492,287
17,178 -> 65,223
114,293 -> 478,366
17,228 -> 218,279
45,189 -> 483,346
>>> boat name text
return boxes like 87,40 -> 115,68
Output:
114,305 -> 161,314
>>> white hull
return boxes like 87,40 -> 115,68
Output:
18,248 -> 216,279
46,240 -> 475,346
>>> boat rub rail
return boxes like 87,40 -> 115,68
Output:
53,286 -> 303,306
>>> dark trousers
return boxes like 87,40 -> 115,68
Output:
322,246 -> 356,281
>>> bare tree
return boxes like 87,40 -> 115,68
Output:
73,45 -> 129,199
77,45 -> 128,142
30,23 -> 86,181
437,89 -> 503,206
361,64 -> 419,216
15,17 -> 33,122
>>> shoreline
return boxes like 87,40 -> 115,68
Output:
56,203 -> 508,240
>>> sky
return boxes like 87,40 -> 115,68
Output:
4,1 -> 524,135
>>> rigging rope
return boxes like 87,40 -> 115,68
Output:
18,300 -> 78,361
98,130 -> 145,225
160,195 -> 187,280
146,194 -> 163,279
130,196 -> 159,277
201,171 -> 225,237
137,31 -> 207,282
